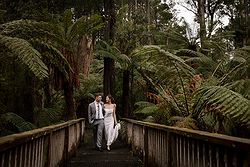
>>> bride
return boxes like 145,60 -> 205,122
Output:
104,94 -> 120,151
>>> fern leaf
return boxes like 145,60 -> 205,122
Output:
193,86 -> 250,128
0,35 -> 48,79
1,112 -> 36,132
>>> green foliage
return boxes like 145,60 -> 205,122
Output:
0,34 -> 48,79
0,112 -> 36,136
133,101 -> 158,118
75,72 -> 103,102
95,40 -> 131,69
225,79 -> 250,99
193,86 -> 250,128
35,90 -> 65,127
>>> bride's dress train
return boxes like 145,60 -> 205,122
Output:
104,108 -> 120,146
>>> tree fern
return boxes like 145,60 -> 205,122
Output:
132,45 -> 195,76
133,101 -> 158,119
35,91 -> 65,127
95,40 -> 131,69
193,86 -> 250,128
0,34 -> 48,79
0,112 -> 36,132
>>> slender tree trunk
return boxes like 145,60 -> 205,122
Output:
197,0 -> 206,49
104,58 -> 115,96
122,70 -> 130,117
64,81 -> 76,120
61,48 -> 78,120
103,0 -> 116,97
146,0 -> 151,44
23,74 -> 35,123
236,0 -> 249,47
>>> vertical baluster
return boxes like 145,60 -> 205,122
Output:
35,139 -> 39,167
38,138 -> 41,167
40,138 -> 44,167
209,145 -> 212,167
233,152 -> 237,167
14,148 -> 17,167
7,150 -> 12,167
192,140 -> 195,167
187,138 -> 190,167
197,141 -> 200,167
176,136 -> 179,167
28,143 -> 32,167
179,137 -> 182,167
19,145 -> 23,167
153,129 -> 156,164
160,131 -> 163,167
158,130 -> 161,166
224,149 -> 228,167
1,153 -> 5,167
203,143 -> 206,167
23,143 -> 27,166
157,130 -> 160,167
216,147 -> 220,167
32,140 -> 35,167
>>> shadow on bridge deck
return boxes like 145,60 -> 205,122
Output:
68,128 -> 142,167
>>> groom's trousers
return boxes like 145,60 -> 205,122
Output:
93,119 -> 104,148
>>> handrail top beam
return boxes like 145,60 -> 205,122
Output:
122,118 -> 250,149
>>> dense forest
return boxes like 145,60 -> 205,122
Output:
0,0 -> 249,138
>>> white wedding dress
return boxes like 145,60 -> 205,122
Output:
104,108 -> 120,146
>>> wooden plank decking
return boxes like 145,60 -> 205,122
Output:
67,128 -> 142,167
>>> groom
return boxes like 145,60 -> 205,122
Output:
88,94 -> 105,151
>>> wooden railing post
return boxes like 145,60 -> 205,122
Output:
143,125 -> 148,167
63,126 -> 69,166
46,133 -> 52,167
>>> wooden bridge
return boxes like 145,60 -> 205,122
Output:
0,118 -> 250,167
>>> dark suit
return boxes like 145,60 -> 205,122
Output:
88,101 -> 105,148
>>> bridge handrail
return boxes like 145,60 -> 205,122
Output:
122,118 -> 250,150
121,118 -> 250,167
0,118 -> 85,167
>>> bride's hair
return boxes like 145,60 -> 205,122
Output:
107,94 -> 115,104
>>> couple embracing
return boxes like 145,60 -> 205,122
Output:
88,94 -> 120,151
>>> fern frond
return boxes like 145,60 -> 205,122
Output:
225,79 -> 250,99
132,45 -> 195,76
95,40 -> 131,68
31,39 -> 72,79
0,35 -> 48,79
68,14 -> 104,43
134,101 -> 156,108
1,19 -> 56,40
1,112 -> 36,132
170,115 -> 198,129
193,86 -> 250,128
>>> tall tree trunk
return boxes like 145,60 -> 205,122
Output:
197,0 -> 206,49
62,48 -> 78,120
77,35 -> 93,79
23,74 -> 35,123
103,0 -> 116,97
64,81 -> 76,120
146,0 -> 151,44
122,70 -> 130,117
104,58 -> 115,96
236,0 -> 249,47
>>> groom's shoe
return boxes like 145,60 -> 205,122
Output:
96,146 -> 103,152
